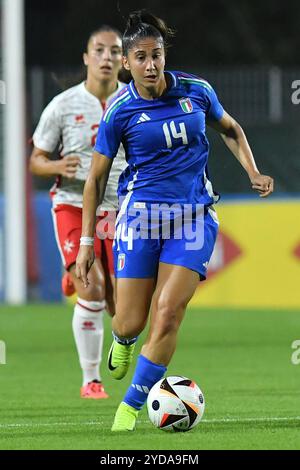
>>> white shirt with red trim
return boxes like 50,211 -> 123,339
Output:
32,81 -> 127,211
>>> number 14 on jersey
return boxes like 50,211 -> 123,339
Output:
163,121 -> 188,148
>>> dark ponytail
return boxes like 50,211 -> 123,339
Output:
123,10 -> 175,56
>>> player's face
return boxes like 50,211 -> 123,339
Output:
123,38 -> 166,95
84,31 -> 122,83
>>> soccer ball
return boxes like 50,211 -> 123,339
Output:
147,375 -> 205,432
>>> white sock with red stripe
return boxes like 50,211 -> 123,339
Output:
72,297 -> 106,386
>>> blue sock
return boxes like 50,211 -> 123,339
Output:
123,355 -> 167,410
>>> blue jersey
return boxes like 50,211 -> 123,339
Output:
95,71 -> 224,205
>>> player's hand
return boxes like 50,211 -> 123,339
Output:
250,173 -> 274,198
57,155 -> 81,179
75,245 -> 95,288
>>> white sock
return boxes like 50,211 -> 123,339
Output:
72,297 -> 106,386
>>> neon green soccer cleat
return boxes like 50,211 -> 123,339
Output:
111,402 -> 139,432
107,339 -> 136,380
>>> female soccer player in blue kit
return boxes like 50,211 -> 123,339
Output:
76,10 -> 274,431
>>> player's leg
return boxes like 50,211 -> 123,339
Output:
99,230 -> 149,381
108,204 -> 160,381
111,208 -> 218,429
142,208 -> 218,365
101,236 -> 116,317
142,263 -> 199,364
108,277 -> 155,380
52,205 -> 108,398
104,273 -> 115,317
111,264 -> 198,431
69,259 -> 109,399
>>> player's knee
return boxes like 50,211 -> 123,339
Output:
114,317 -> 146,339
155,298 -> 187,337
71,267 -> 106,301
81,281 -> 105,302
156,305 -> 178,337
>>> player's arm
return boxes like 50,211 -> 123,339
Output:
29,147 -> 80,179
30,97 -> 81,179
75,152 -> 113,287
207,111 -> 274,198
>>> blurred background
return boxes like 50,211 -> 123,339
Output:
0,0 -> 300,306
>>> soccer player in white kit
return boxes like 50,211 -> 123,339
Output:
30,26 -> 127,399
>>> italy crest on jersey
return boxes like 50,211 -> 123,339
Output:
117,254 -> 126,271
179,97 -> 193,113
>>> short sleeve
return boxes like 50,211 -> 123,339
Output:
206,86 -> 224,122
94,110 -> 122,159
32,98 -> 62,152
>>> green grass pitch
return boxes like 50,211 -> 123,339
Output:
0,304 -> 299,450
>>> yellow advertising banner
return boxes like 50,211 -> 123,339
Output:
190,200 -> 300,308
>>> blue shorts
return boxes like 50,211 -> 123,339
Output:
113,199 -> 219,280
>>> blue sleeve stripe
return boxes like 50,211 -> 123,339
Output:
103,91 -> 131,123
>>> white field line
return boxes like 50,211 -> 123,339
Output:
1,416 -> 300,429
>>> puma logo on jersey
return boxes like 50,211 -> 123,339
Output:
137,113 -> 151,123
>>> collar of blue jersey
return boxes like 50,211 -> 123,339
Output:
129,71 -> 177,100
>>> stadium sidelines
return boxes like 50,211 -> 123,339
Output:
1,416 -> 300,429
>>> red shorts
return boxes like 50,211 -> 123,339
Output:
52,204 -> 115,274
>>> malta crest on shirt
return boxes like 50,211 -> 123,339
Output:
117,254 -> 126,271
179,97 -> 193,113
63,239 -> 75,254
